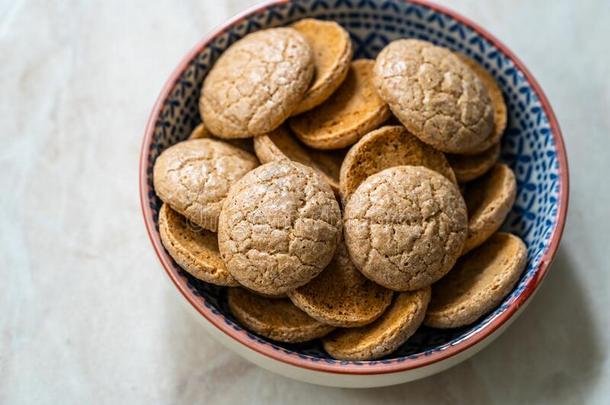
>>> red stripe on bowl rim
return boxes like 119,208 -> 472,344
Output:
139,0 -> 569,375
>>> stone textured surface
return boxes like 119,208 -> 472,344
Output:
2,1 -> 609,403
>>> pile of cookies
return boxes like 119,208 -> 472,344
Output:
153,19 -> 527,361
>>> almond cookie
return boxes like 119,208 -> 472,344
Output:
339,125 -> 456,204
200,28 -> 314,139
218,161 -> 342,295
158,203 -> 238,286
344,166 -> 467,291
227,288 -> 334,343
373,39 -> 493,154
288,241 -> 393,327
153,139 -> 259,232
289,59 -> 391,150
447,142 -> 501,183
425,232 -> 527,329
323,288 -> 430,360
188,122 -> 213,140
462,163 -> 517,254
188,122 -> 254,153
455,53 -> 507,152
291,19 -> 353,115
253,126 -> 343,193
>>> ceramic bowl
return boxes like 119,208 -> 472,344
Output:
139,0 -> 569,387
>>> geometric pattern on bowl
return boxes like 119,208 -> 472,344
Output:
142,0 -> 566,369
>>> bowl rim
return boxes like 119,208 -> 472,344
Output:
139,0 -> 569,375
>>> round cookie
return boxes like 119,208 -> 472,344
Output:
373,39 -> 494,154
153,138 -> 259,232
287,241 -> 393,327
253,126 -> 343,193
200,28 -> 314,139
291,19 -> 353,115
188,122 -> 255,153
289,59 -> 391,150
227,288 -> 334,343
455,53 -> 507,152
323,288 -> 430,360
447,142 -> 501,183
218,161 -> 342,295
158,203 -> 238,286
339,125 -> 456,204
343,166 -> 467,291
462,163 -> 517,254
188,122 -> 213,140
425,232 -> 527,329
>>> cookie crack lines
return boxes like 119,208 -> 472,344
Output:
201,28 -> 313,138
151,22 -> 523,359
344,166 -> 467,291
218,161 -> 341,295
374,39 -> 493,153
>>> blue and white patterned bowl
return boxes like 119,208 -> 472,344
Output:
140,0 -> 569,387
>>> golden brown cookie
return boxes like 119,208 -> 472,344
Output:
291,19 -> 353,115
200,28 -> 314,138
323,288 -> 431,360
227,288 -> 334,343
425,232 -> 527,328
153,139 -> 259,232
289,59 -> 391,150
373,39 -> 493,154
462,163 -> 516,254
253,126 -> 343,193
288,242 -> 393,327
344,166 -> 467,291
447,142 -> 501,183
455,53 -> 507,152
218,161 -> 342,295
188,123 -> 213,140
158,203 -> 238,286
339,125 -> 456,204
188,122 -> 255,153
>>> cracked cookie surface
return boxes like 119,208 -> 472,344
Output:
158,203 -> 238,286
228,288 -> 334,343
200,28 -> 314,138
288,241 -> 393,327
344,166 -> 467,291
218,161 -> 342,295
291,18 -> 353,115
253,126 -> 343,194
455,53 -> 507,153
373,39 -> 493,153
339,125 -> 456,204
153,138 -> 259,232
289,59 -> 391,150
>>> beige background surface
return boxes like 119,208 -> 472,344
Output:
1,0 -> 609,403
